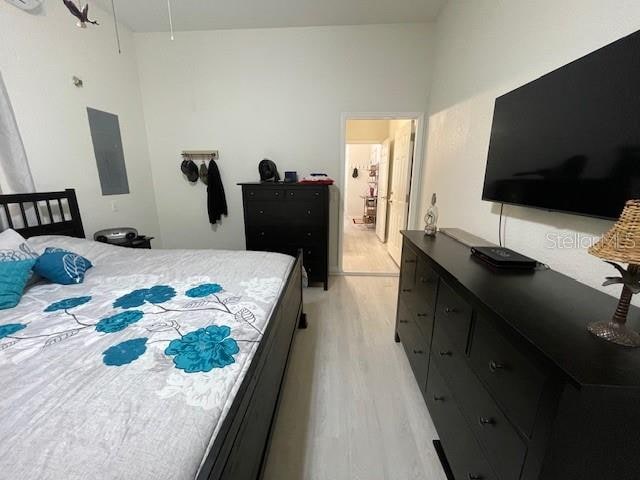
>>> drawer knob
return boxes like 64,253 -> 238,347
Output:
307,209 -> 312,215
433,395 -> 445,402
249,192 -> 255,196
468,475 -> 483,480
399,320 -> 409,324
413,349 -> 424,355
290,192 -> 295,196
259,210 -> 264,214
478,417 -> 495,426
315,192 -> 319,196
405,259 -> 416,264
306,232 -> 312,237
444,307 -> 458,314
275,192 -> 280,196
417,313 -> 428,317
259,232 -> 265,236
439,351 -> 452,357
402,288 -> 412,293
420,276 -> 433,284
489,360 -> 505,373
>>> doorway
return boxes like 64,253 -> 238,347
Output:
340,115 -> 422,275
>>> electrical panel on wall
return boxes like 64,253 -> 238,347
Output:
4,0 -> 43,11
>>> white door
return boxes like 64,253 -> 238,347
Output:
387,121 -> 415,265
376,139 -> 391,242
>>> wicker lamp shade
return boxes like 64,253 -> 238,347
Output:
588,199 -> 640,347
589,200 -> 640,263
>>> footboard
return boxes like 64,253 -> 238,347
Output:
198,251 -> 304,480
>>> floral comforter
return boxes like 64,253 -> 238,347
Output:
0,236 -> 294,480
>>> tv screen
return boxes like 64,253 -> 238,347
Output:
483,30 -> 640,219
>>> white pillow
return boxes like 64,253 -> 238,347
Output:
0,229 -> 38,261
0,229 -> 40,287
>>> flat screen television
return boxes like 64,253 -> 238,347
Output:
482,30 -> 640,219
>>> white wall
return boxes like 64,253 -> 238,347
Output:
135,23 -> 434,268
419,0 -> 640,298
345,144 -> 375,218
0,1 -> 159,240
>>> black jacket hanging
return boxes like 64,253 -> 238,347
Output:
207,160 -> 228,224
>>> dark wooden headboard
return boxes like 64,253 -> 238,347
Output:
0,189 -> 85,239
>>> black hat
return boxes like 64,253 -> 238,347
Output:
181,160 -> 199,182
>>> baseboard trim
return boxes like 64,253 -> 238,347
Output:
329,271 -> 399,278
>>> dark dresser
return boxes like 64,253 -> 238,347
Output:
239,183 -> 329,290
396,230 -> 640,480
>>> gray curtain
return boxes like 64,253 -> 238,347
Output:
0,71 -> 35,194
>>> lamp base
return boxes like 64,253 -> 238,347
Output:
587,320 -> 640,347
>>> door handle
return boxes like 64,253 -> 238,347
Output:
479,417 -> 495,426
489,360 -> 505,373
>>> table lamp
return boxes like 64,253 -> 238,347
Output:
588,200 -> 640,347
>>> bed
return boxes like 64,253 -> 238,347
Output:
0,189 -> 306,480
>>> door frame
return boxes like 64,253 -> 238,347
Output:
337,112 -> 426,274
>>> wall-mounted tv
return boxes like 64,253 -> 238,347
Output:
482,30 -> 640,220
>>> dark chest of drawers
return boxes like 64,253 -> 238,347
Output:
396,231 -> 640,480
239,183 -> 329,290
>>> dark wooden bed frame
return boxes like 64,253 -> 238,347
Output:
0,188 -> 306,480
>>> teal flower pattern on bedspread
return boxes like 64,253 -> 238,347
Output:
96,310 -> 144,333
44,296 -> 92,312
113,285 -> 176,309
185,283 -> 223,298
165,325 -> 239,373
4,282 -> 256,376
0,323 -> 26,340
103,338 -> 148,366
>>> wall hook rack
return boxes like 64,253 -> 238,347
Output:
181,150 -> 219,162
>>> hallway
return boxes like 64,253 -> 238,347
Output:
342,218 -> 399,274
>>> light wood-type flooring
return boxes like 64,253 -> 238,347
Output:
342,219 -> 399,274
263,276 -> 447,480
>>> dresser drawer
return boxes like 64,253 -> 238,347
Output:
397,302 -> 429,393
413,257 -> 439,336
399,243 -> 418,297
245,203 -> 284,225
246,227 -> 281,248
287,227 -> 325,243
426,361 -> 498,480
284,188 -> 324,202
435,281 -> 472,355
470,314 -> 548,437
244,188 -> 284,201
304,258 -> 326,281
288,203 -> 324,223
434,330 -> 526,480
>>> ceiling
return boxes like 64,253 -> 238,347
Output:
94,0 -> 446,33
